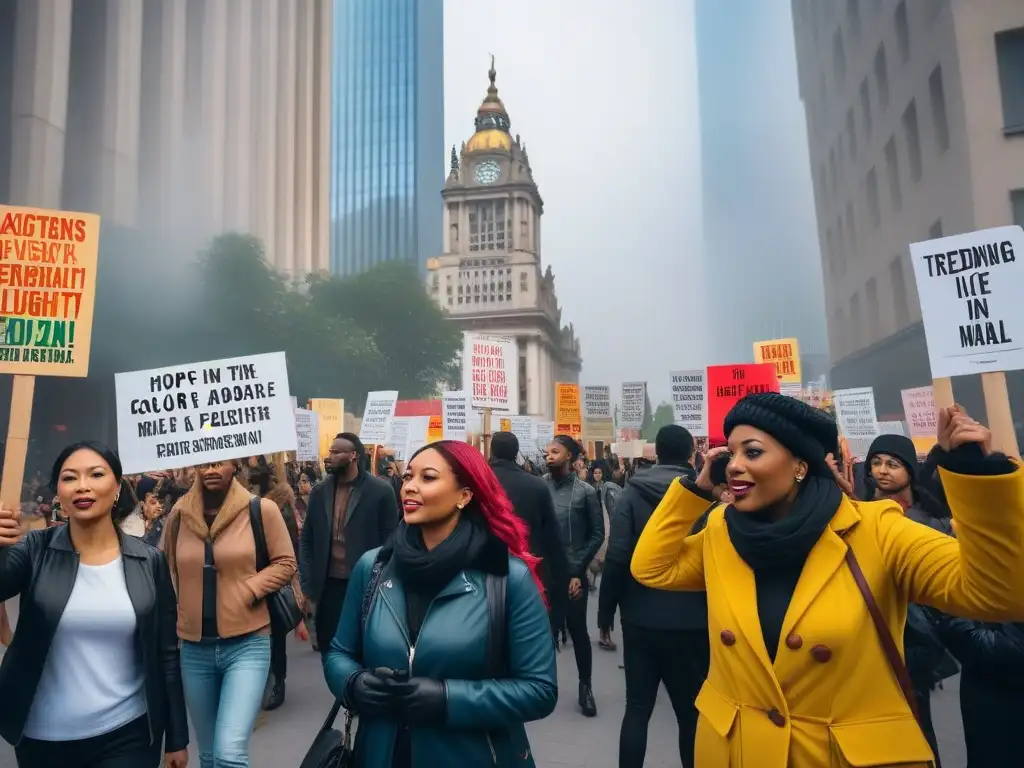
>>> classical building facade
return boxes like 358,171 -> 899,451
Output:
426,62 -> 582,419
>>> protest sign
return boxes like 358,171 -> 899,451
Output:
114,351 -> 296,474
535,421 -> 554,450
359,391 -> 398,443
669,370 -> 707,437
582,385 -> 614,441
462,333 -> 519,412
753,338 -> 802,384
909,225 -> 1024,378
387,417 -> 411,460
901,386 -> 937,439
833,387 -> 880,461
308,398 -> 344,459
293,408 -> 318,461
406,416 -> 431,458
706,364 -> 779,443
442,391 -> 469,441
619,382 -> 646,429
877,421 -> 907,436
499,418 -> 511,432
555,383 -> 582,437
0,205 -> 102,377
428,415 -> 444,443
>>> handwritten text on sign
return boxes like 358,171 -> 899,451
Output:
0,206 -> 102,377
706,364 -> 780,443
753,337 -> 802,384
462,333 -> 518,412
670,369 -> 707,437
114,351 -> 296,474
909,225 -> 1024,378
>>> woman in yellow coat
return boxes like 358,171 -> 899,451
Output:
631,393 -> 1024,768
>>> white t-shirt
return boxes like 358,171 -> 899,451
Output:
23,557 -> 148,741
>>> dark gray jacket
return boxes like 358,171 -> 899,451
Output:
598,464 -> 708,631
544,473 -> 603,578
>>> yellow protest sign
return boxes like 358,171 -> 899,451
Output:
555,383 -> 583,437
753,337 -> 802,384
308,398 -> 345,459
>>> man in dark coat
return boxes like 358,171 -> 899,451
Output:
299,432 -> 400,653
489,432 -> 568,635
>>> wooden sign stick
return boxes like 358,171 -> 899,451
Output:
1,375 -> 36,509
981,371 -> 1019,456
482,408 -> 493,460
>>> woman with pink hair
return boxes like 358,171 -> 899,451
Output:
323,440 -> 557,767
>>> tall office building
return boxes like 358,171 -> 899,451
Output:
792,0 -> 1024,416
696,0 -> 829,375
0,0 -> 332,274
329,0 -> 444,276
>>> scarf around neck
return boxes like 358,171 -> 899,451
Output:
391,514 -> 488,591
725,475 -> 843,572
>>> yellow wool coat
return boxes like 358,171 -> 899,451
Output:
630,463 -> 1024,768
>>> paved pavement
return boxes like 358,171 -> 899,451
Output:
0,593 -> 968,767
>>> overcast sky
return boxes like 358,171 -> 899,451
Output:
444,0 -> 704,406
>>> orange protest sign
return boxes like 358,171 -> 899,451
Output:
428,415 -> 444,442
499,418 -> 511,432
555,382 -> 582,437
753,338 -> 802,384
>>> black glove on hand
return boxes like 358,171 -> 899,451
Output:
347,669 -> 398,717
393,677 -> 447,726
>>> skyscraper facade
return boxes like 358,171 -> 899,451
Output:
695,0 -> 829,375
329,0 -> 444,276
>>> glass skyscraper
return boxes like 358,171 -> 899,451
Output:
329,0 -> 444,276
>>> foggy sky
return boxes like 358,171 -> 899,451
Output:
444,0 -> 704,406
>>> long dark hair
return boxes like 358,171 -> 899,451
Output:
50,441 -> 131,523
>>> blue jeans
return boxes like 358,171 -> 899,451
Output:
180,634 -> 271,768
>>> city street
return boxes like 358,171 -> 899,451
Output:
0,593 -> 968,767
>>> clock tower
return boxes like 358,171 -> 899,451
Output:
426,60 -> 582,420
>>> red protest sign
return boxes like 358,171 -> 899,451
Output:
706,364 -> 780,443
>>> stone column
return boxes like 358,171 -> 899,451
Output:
292,0 -> 315,275
312,0 -> 332,274
8,0 -> 73,207
253,0 -> 279,263
224,0 -> 253,233
526,337 -> 542,416
275,1 -> 297,272
200,0 -> 228,231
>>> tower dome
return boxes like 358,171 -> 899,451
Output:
465,57 -> 513,153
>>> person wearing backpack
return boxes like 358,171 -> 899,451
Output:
322,440 -> 557,767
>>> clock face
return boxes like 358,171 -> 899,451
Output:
474,160 -> 501,185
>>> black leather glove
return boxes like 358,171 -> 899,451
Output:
393,677 -> 447,726
346,669 -> 398,717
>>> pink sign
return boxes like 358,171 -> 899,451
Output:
901,386 -> 937,438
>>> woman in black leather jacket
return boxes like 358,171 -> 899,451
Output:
0,441 -> 188,768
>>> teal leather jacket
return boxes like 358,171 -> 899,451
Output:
323,542 -> 558,767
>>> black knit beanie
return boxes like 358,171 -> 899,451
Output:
865,434 -> 917,482
724,393 -> 839,477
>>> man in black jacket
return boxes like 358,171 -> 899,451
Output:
598,424 -> 708,768
299,433 -> 400,653
489,432 -> 569,634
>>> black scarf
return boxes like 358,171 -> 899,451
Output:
725,475 -> 843,572
391,515 -> 488,591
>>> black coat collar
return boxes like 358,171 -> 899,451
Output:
379,520 -> 511,577
47,523 -> 149,560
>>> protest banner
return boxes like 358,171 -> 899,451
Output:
619,382 -> 646,429
706,364 -> 780,443
669,369 -> 707,437
114,351 -> 296,474
428,415 -> 444,443
582,385 -> 614,441
308,398 -> 344,459
293,408 -> 319,461
359,391 -> 399,443
442,391 -> 469,442
900,386 -> 937,439
555,383 -> 582,437
833,387 -> 880,461
753,338 -> 802,384
462,333 -> 519,413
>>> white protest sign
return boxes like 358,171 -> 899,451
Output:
406,416 -> 431,458
833,386 -> 880,461
114,351 -> 296,475
358,390 -> 398,443
877,421 -> 907,436
293,408 -> 319,461
462,333 -> 519,413
909,225 -> 1024,378
900,386 -> 937,439
387,417 -> 411,460
510,416 -> 534,452
620,382 -> 646,429
669,370 -> 707,437
442,391 -> 469,441
582,386 -> 611,418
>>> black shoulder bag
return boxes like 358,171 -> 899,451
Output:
249,496 -> 302,635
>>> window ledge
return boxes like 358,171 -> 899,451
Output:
1004,124 -> 1024,138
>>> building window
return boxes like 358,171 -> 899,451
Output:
866,277 -> 880,340
874,45 -> 890,109
467,200 -> 507,252
860,79 -> 872,139
866,168 -> 880,230
929,219 -> 943,240
995,27 -> 1024,134
903,100 -> 923,182
929,65 -> 950,152
890,256 -> 910,327
1012,189 -> 1024,226
850,292 -> 863,350
833,29 -> 846,84
894,1 -> 910,63
885,137 -> 902,211
846,109 -> 857,161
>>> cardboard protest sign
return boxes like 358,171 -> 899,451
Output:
308,398 -> 344,459
619,382 -> 646,429
427,415 -> 444,443
115,351 -> 296,474
442,391 -> 469,441
900,386 -> 936,439
0,205 -> 102,377
669,369 -> 707,437
706,364 -> 780,443
833,387 -> 880,461
359,391 -> 398,443
555,383 -> 582,437
909,225 -> 1024,378
293,408 -> 319,461
462,333 -> 519,412
753,338 -> 802,384
582,385 -> 614,441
